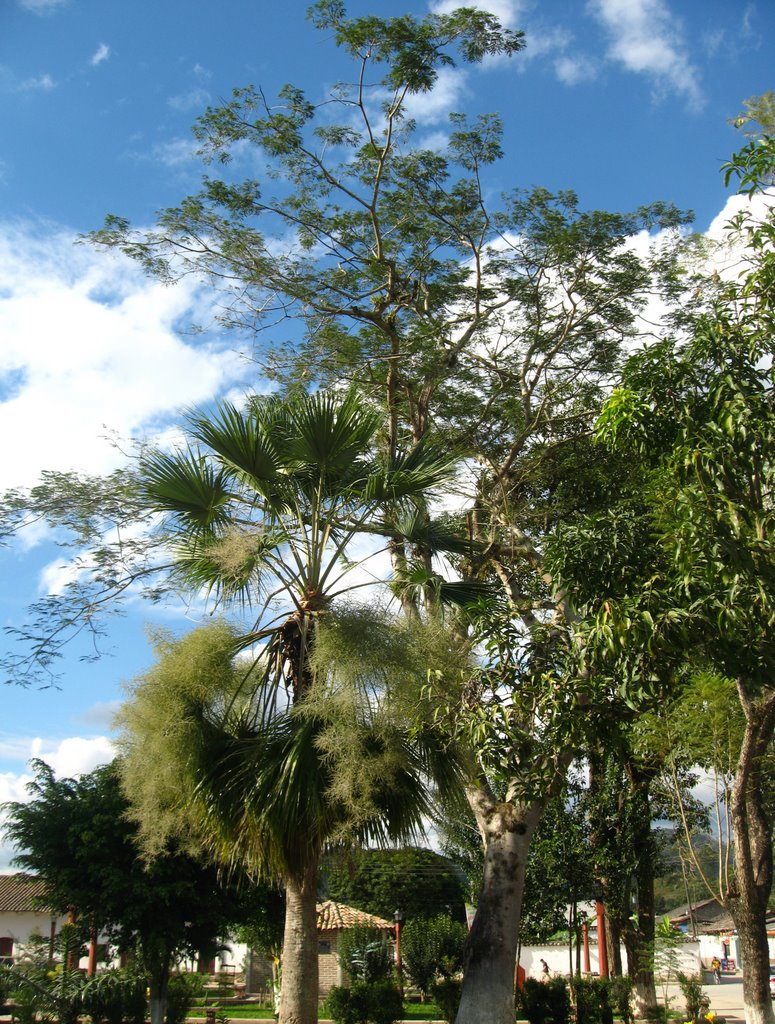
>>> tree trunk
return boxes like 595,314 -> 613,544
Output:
623,768 -> 658,1018
725,685 -> 775,1024
279,855 -> 320,1024
606,915 -> 622,977
455,788 -> 541,1024
147,963 -> 170,1024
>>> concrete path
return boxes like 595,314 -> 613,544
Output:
665,977 -> 748,1022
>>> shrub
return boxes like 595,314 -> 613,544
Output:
607,976 -> 634,1024
401,915 -> 466,999
323,981 -> 403,1024
430,978 -> 461,1024
166,974 -> 201,1024
677,973 -> 704,1023
338,927 -> 394,984
517,976 -> 571,1024
82,968 -> 147,1024
572,977 -> 613,1024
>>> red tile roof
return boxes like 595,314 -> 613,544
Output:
316,901 -> 393,932
0,874 -> 52,914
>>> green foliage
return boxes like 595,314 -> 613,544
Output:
607,977 -> 635,1024
516,977 -> 571,1024
81,968 -> 148,1024
571,977 -> 614,1024
336,926 -> 394,985
730,91 -> 775,138
429,978 -> 462,1024
676,973 -> 704,1023
165,975 -> 201,1024
323,846 -> 466,923
3,933 -> 84,1024
323,980 -> 403,1024
401,915 -> 466,998
571,977 -> 633,1024
3,759 -> 265,1010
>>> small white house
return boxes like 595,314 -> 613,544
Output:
0,873 -> 66,962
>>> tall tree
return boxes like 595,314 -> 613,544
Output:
552,136 -> 775,1024
323,847 -> 467,923
2,6 -> 691,1021
117,388 -> 465,1024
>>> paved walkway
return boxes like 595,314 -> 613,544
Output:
665,977 -> 747,1022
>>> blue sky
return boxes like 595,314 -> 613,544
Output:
0,0 -> 772,854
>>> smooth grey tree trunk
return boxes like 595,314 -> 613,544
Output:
278,856 -> 320,1024
455,788 -> 541,1024
148,967 -> 170,1024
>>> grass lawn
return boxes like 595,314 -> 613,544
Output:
187,1002 -> 445,1021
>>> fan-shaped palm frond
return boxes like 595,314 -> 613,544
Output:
187,401 -> 281,491
141,450 -> 234,534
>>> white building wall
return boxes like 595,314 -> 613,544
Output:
518,941 -> 702,979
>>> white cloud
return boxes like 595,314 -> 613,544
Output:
30,735 -> 115,777
0,220 -> 249,492
89,43 -> 110,67
554,54 -> 598,85
587,0 -> 704,110
168,87 -> 211,113
0,737 -> 116,867
403,67 -> 469,125
417,130 -> 451,152
520,26 -> 573,62
150,137 -> 200,167
193,64 -> 212,81
18,74 -> 55,92
16,0 -> 67,13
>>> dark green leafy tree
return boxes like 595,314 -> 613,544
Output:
2,760 -> 267,1024
550,136 -> 775,1024
324,847 -> 466,923
401,914 -> 466,1000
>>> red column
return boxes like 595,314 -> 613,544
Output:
596,901 -> 608,978
582,920 -> 591,974
87,925 -> 98,977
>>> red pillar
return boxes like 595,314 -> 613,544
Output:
596,901 -> 608,978
582,920 -> 591,974
66,906 -> 78,971
87,925 -> 98,977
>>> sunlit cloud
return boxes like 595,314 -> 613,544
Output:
403,67 -> 469,125
90,43 -> 110,67
555,54 -> 598,85
0,220 -> 249,492
587,0 -> 704,111
150,137 -> 200,167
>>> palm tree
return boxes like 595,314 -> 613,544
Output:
119,390 -> 464,1024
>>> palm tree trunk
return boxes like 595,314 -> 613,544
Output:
279,855 -> 320,1024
